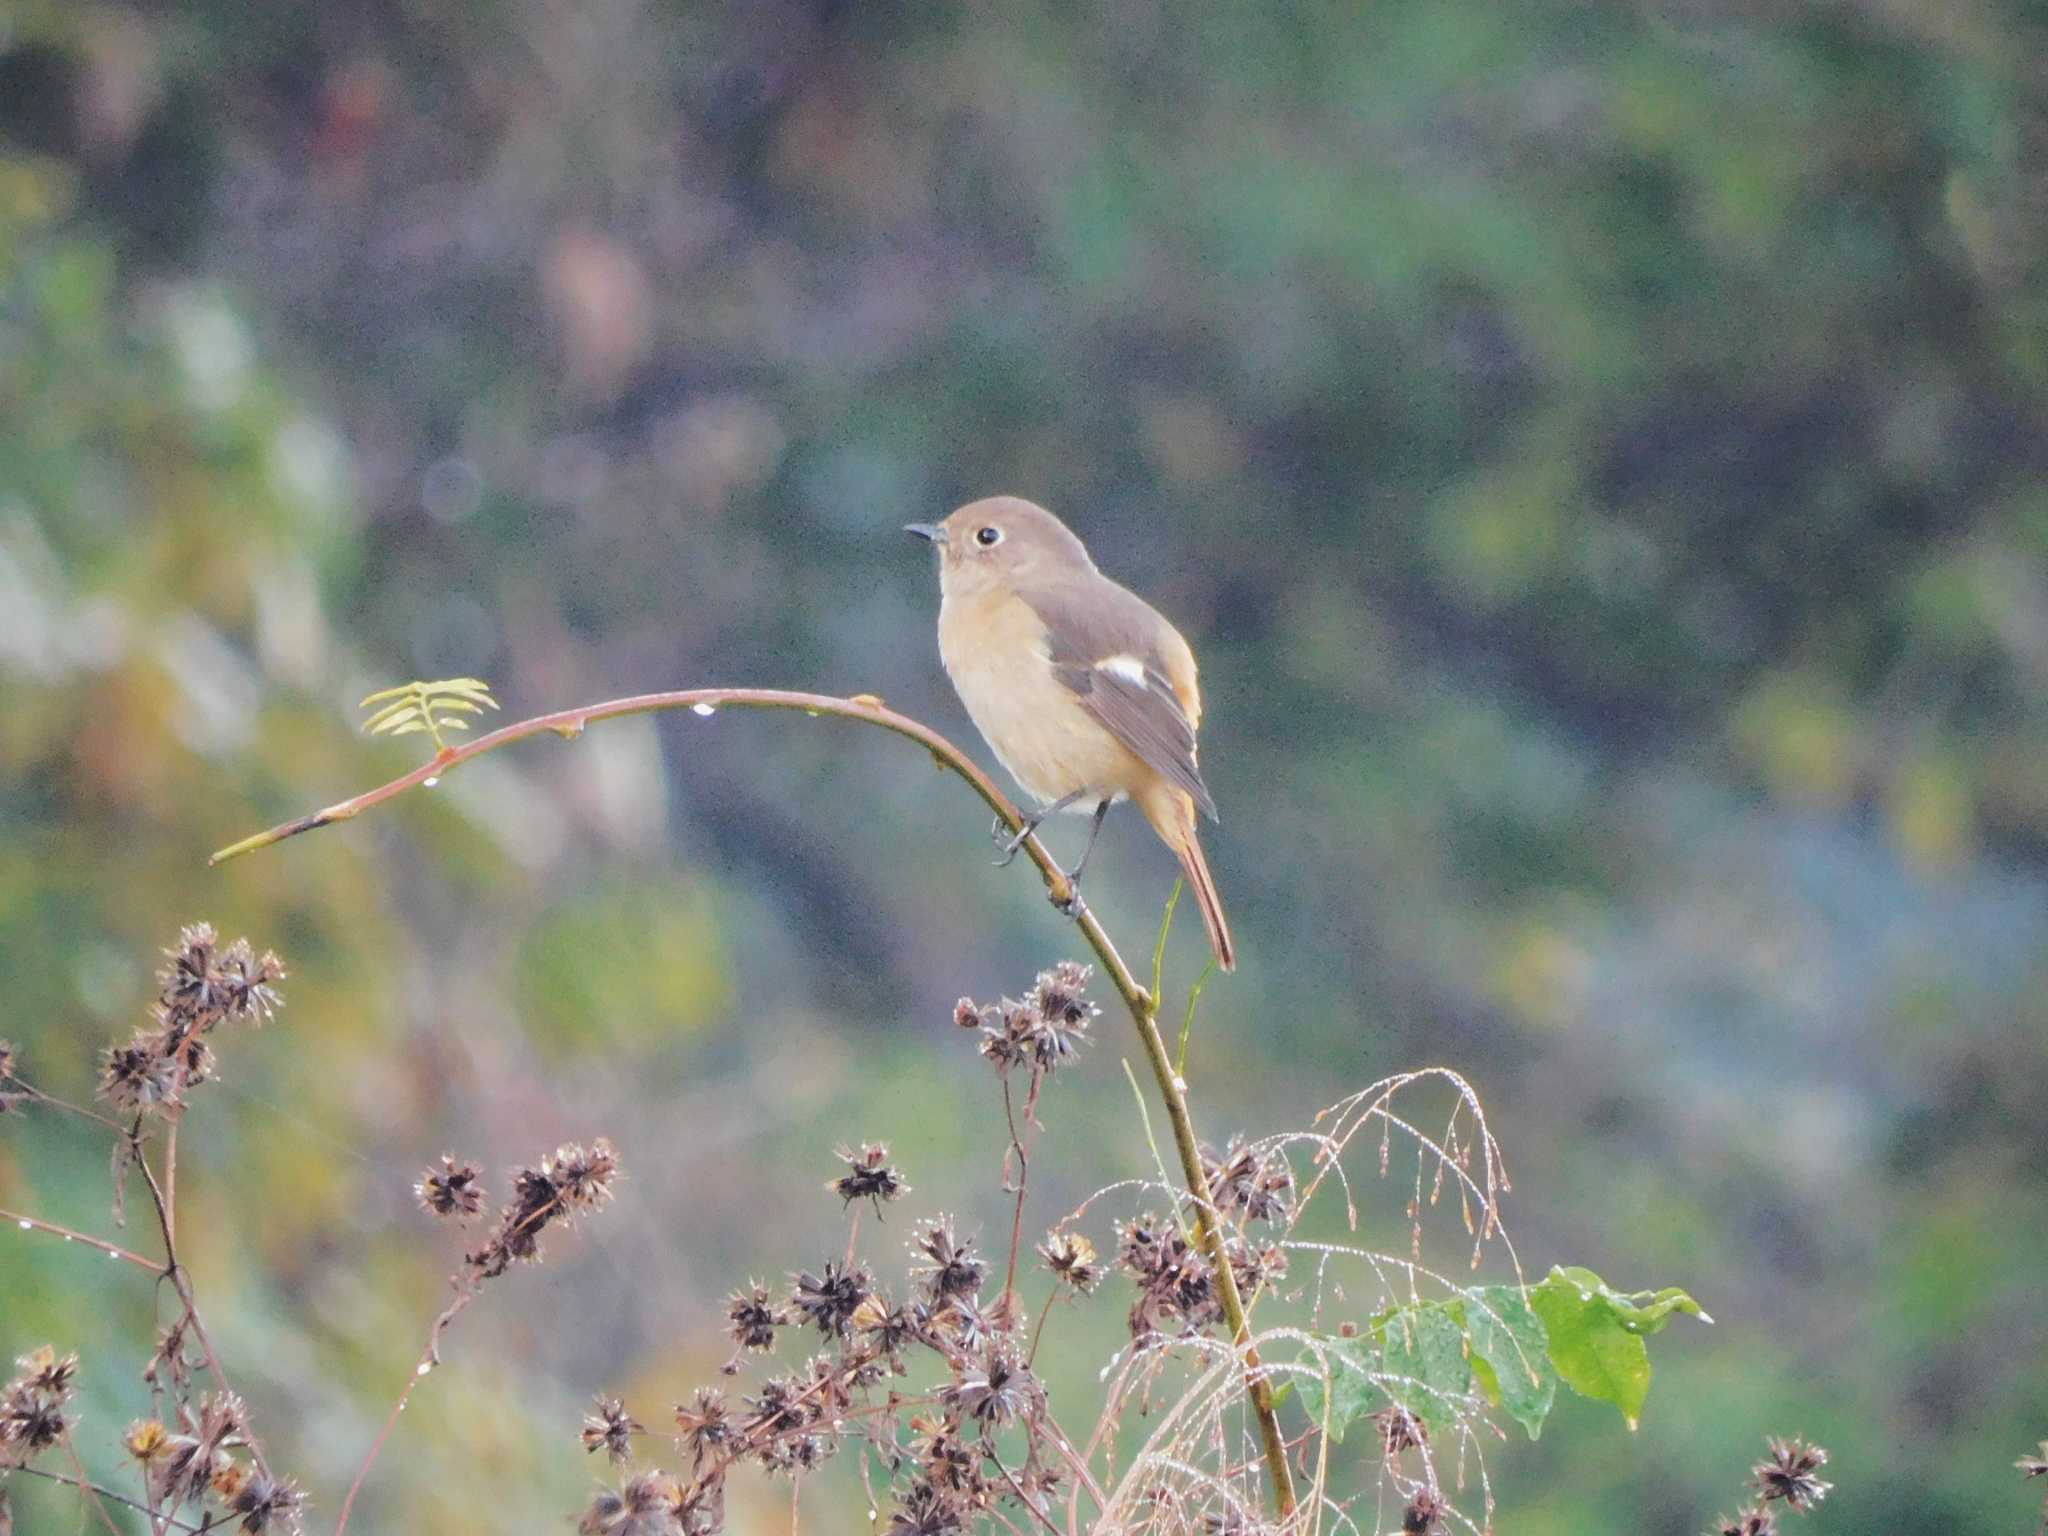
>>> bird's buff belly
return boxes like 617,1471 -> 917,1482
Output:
942,644 -> 1144,809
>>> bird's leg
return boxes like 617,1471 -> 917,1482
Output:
992,789 -> 1089,867
1052,799 -> 1112,916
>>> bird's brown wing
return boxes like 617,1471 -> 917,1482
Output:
1019,578 -> 1219,821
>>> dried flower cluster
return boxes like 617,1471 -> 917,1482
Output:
99,923 -> 285,1113
579,1142 -> 1084,1534
1713,1436 -> 1833,1536
1202,1137 -> 1295,1225
466,1138 -> 621,1277
1116,1202 -> 1286,1342
0,1346 -> 76,1469
955,961 -> 1098,1075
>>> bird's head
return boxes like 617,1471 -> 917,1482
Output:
905,496 -> 1096,597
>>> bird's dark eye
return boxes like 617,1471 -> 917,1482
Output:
976,525 -> 1002,547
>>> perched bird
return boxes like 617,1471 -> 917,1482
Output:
906,497 -> 1234,971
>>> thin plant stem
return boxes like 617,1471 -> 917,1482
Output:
4,1078 -> 129,1133
990,1453 -> 1066,1536
1175,959 -> 1216,1080
62,1430 -> 126,1536
334,1184 -> 577,1535
1150,879 -> 1183,1004
1026,1279 -> 1059,1367
332,1282 -> 479,1536
0,1206 -> 158,1269
211,685 -> 1298,1520
163,1110 -> 179,1245
6,1465 -> 212,1534
129,1120 -> 274,1484
998,1070 -> 1041,1309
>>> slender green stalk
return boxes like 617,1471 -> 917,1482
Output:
1176,958 -> 1216,1079
210,685 -> 1299,1520
1151,878 -> 1184,1003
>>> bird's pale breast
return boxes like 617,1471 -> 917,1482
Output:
938,587 -> 1149,808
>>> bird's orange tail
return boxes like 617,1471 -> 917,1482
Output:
1143,785 -> 1235,972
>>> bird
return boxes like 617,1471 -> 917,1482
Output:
906,496 -> 1234,972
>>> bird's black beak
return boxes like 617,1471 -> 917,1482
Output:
903,523 -> 943,544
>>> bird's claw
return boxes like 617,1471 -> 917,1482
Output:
990,817 -> 1035,868
1052,882 -> 1088,918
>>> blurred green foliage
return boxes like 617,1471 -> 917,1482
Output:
3,0 -> 2047,1531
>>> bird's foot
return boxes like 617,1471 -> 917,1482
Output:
1052,878 -> 1089,918
991,816 -> 1040,868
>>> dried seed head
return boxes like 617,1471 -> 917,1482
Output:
1118,1214 -> 1217,1336
15,1348 -> 76,1399
1024,961 -> 1097,1068
581,1396 -> 642,1464
1374,1405 -> 1428,1458
1037,1231 -> 1100,1294
743,1374 -> 814,1441
154,1392 -> 247,1503
1754,1436 -> 1832,1512
124,1419 -> 169,1460
0,1344 -> 79,1466
940,1345 -> 1043,1427
210,1457 -> 251,1503
1201,1137 -> 1294,1224
673,1388 -> 730,1465
99,1038 -> 181,1113
831,1143 -> 908,1213
789,1261 -> 873,1339
1402,1488 -> 1445,1533
0,1379 -> 68,1468
1715,1513 -> 1775,1536
726,1283 -> 786,1353
226,1472 -> 305,1533
2020,1442 -> 2048,1478
578,1471 -> 682,1536
415,1155 -> 485,1219
887,1478 -> 965,1535
911,1220 -> 985,1302
546,1139 -> 622,1212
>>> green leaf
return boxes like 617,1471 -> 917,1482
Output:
1374,1301 -> 1472,1437
1293,1336 -> 1379,1442
1463,1285 -> 1555,1439
1546,1267 -> 1711,1332
1529,1267 -> 1709,1429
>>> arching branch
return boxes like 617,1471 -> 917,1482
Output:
210,685 -> 1297,1519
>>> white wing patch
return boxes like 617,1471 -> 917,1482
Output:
1097,653 -> 1150,686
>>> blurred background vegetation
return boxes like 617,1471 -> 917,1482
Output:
3,0 -> 2046,1531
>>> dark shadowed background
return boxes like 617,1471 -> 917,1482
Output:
3,1 -> 2046,1531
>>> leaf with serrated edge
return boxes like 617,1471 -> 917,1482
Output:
1293,1336 -> 1378,1443
1374,1301 -> 1472,1437
1463,1285 -> 1555,1439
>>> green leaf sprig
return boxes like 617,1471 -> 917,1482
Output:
359,678 -> 500,754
